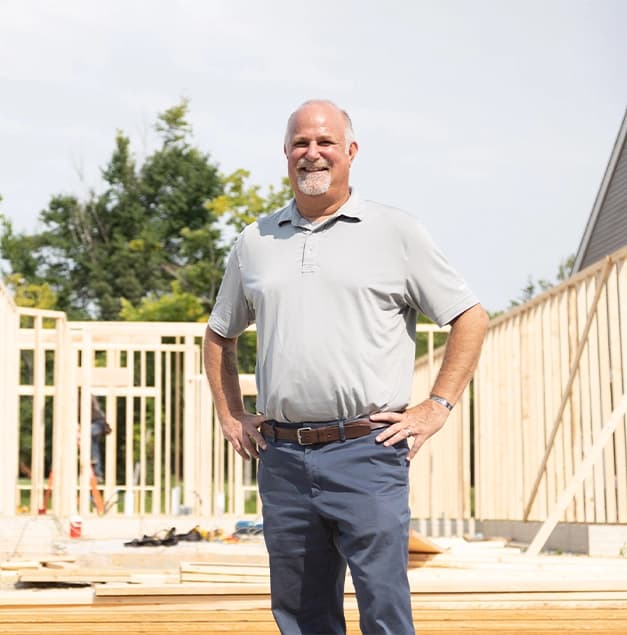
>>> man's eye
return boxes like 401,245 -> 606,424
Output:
293,141 -> 308,147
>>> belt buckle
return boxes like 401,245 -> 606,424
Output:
296,426 -> 313,445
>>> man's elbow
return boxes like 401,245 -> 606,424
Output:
452,303 -> 490,335
473,304 -> 490,333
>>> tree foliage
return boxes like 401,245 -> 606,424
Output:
509,254 -> 575,309
3,273 -> 58,310
119,281 -> 206,322
1,102 -> 295,323
1,100 -> 225,319
206,169 -> 292,235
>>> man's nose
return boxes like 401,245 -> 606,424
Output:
304,142 -> 320,160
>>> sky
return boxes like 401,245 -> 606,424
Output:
1,0 -> 626,312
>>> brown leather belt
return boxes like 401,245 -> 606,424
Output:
261,418 -> 384,446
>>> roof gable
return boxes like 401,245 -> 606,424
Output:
573,109 -> 627,272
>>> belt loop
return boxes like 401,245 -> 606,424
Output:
337,420 -> 346,442
271,422 -> 277,442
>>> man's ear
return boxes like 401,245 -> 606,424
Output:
348,141 -> 359,163
283,143 -> 288,157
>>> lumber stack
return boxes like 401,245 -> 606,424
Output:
176,530 -> 442,584
1,555 -> 179,586
3,605 -> 627,635
180,562 -> 270,584
3,535 -> 627,635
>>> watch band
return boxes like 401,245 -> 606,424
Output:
429,394 -> 454,411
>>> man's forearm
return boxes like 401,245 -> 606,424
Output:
203,325 -> 246,421
431,303 -> 489,405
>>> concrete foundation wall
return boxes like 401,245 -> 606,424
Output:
477,519 -> 627,557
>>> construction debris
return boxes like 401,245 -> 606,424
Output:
122,523 -> 259,547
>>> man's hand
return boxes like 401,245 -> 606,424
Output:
370,399 -> 450,461
370,304 -> 488,462
220,412 -> 268,460
204,326 -> 268,461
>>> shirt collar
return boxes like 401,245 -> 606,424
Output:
277,190 -> 364,227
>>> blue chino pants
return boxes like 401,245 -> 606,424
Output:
258,422 -> 415,635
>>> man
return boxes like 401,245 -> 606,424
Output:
204,99 -> 488,635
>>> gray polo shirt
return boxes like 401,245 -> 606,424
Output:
209,191 -> 478,422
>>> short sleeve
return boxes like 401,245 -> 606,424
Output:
208,239 -> 254,337
403,224 -> 479,327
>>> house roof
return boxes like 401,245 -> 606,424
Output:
573,108 -> 627,272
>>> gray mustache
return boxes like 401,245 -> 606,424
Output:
297,160 -> 330,170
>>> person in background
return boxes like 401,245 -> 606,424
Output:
90,395 -> 110,482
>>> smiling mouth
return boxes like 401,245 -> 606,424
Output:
297,160 -> 330,172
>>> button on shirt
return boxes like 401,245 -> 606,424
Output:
208,192 -> 478,423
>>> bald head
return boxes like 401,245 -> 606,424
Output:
284,99 -> 355,150
283,99 -> 358,217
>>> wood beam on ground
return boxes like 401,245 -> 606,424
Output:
2,605 -> 627,634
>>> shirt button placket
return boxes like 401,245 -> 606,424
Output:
302,233 -> 318,274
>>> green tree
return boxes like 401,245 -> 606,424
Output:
206,169 -> 292,236
119,281 -> 206,322
509,254 -> 575,309
1,106 -> 294,323
1,101 -> 225,319
4,273 -> 58,310
1,213 -> 49,290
